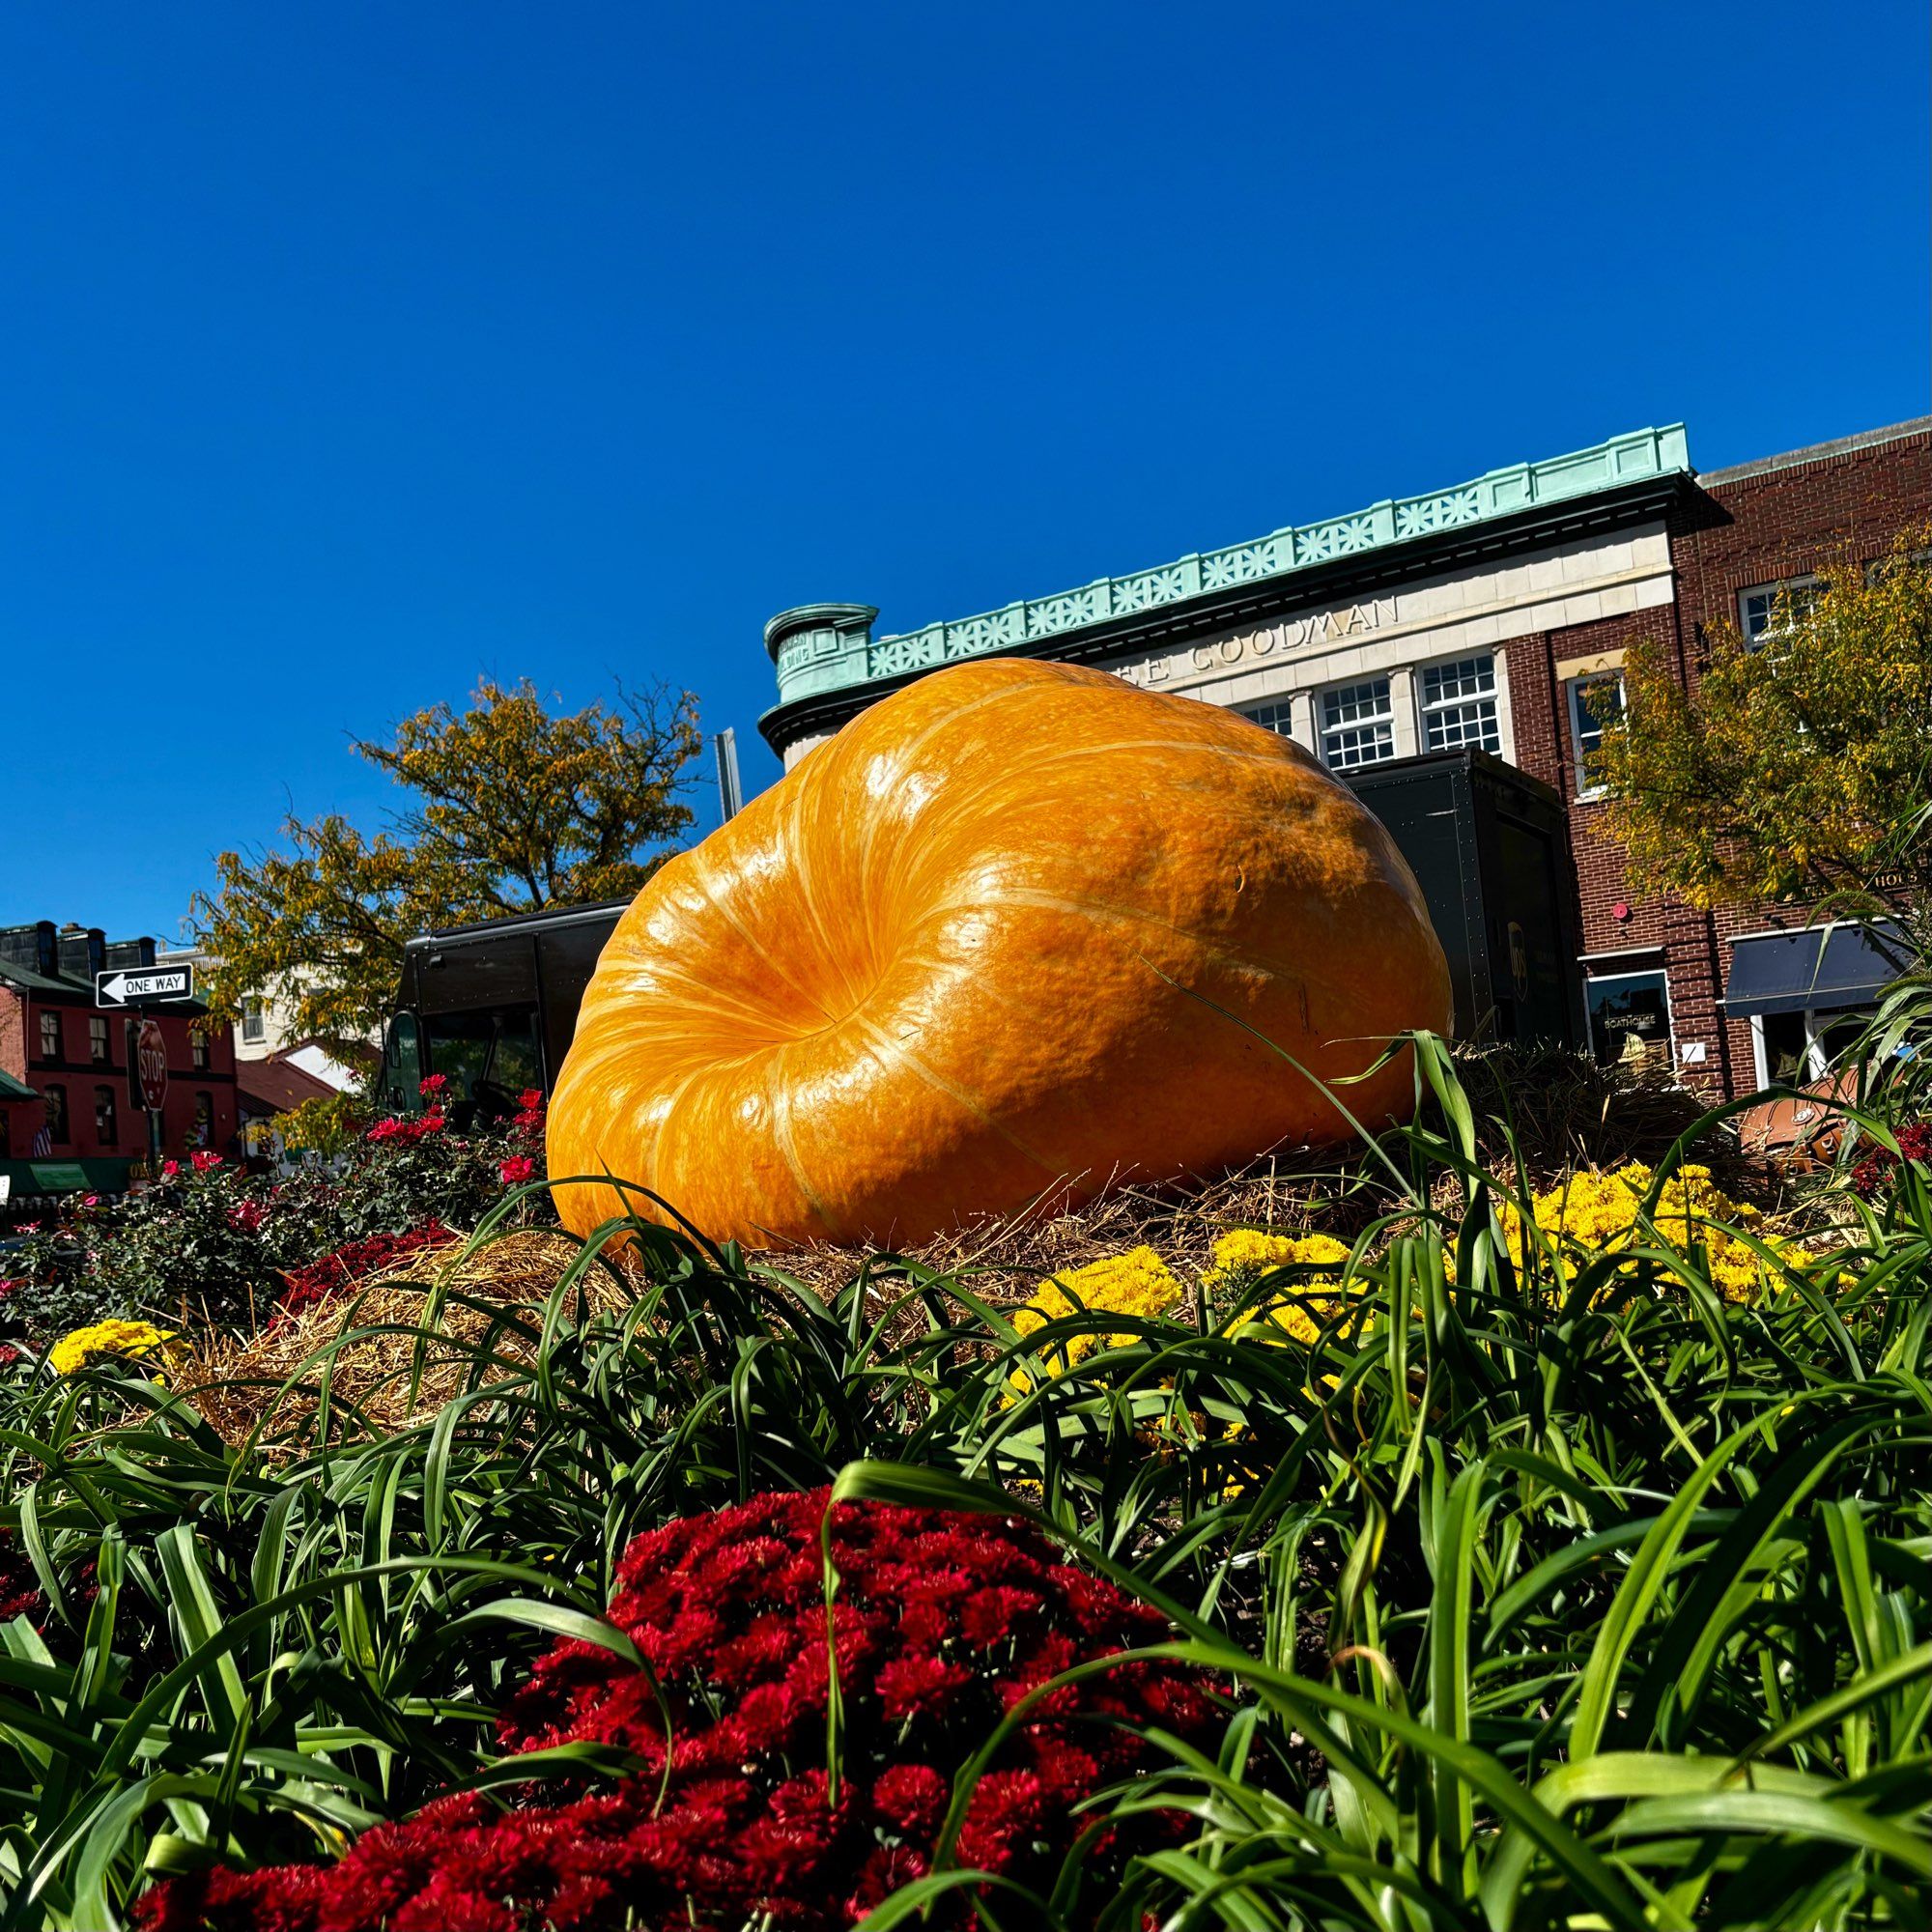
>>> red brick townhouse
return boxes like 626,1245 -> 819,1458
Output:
757,415 -> 1930,1100
0,922 -> 240,1220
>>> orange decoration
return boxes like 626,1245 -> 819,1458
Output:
548,659 -> 1450,1247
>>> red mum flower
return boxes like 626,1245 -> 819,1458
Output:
142,1490 -> 1217,1932
871,1763 -> 949,1838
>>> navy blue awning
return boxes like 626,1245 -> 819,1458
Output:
1722,924 -> 1901,1018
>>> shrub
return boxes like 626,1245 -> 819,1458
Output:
136,1491 -> 1215,1932
1,1093 -> 552,1345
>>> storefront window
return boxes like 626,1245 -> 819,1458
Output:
1755,1005 -> 1873,1087
1586,971 -> 1673,1067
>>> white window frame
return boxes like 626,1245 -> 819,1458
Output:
1416,651 -> 1502,755
1566,670 -> 1626,800
1738,575 -> 1821,646
241,997 -> 267,1045
1240,698 -> 1297,741
1317,675 -> 1397,773
1585,967 -> 1676,1066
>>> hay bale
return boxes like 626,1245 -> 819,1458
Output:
175,1230 -> 632,1450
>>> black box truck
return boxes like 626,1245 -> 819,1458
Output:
1344,749 -> 1584,1050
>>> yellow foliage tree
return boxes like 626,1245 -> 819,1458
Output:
1592,526 -> 1932,964
191,679 -> 701,1054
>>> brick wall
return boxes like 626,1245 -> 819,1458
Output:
1511,424 -> 1930,1098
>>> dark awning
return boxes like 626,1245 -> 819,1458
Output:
1722,924 -> 1902,1018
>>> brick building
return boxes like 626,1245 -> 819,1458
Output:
0,922 -> 240,1219
757,416 -> 1930,1100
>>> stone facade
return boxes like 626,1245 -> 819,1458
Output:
761,417 -> 1930,1099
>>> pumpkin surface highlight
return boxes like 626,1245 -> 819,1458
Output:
548,658 -> 1451,1247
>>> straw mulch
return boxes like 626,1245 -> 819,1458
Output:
175,1229 -> 636,1450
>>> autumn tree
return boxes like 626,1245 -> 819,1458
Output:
1593,526 -> 1932,963
192,678 -> 701,1053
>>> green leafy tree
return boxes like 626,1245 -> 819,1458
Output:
1594,526 -> 1932,962
192,678 -> 701,1052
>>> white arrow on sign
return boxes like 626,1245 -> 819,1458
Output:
96,967 -> 194,1007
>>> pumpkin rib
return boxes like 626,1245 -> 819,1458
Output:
762,1054 -> 840,1238
845,1008 -> 1063,1178
550,658 -> 1451,1249
681,847 -> 841,1032
849,676 -> 1036,899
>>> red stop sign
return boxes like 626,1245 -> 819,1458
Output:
135,1020 -> 169,1112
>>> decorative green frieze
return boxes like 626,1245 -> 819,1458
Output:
767,426 -> 1690,710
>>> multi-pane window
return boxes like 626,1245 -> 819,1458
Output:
1241,700 -> 1296,739
193,1092 -> 215,1148
242,997 -> 267,1044
1419,655 -> 1501,753
43,1084 -> 69,1145
38,1011 -> 60,1062
191,1032 -> 210,1070
1739,577 -> 1820,644
1567,672 -> 1626,798
89,1015 -> 110,1064
94,1085 -> 118,1146
1319,678 -> 1396,771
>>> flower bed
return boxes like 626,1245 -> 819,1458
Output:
138,1491 -> 1215,1932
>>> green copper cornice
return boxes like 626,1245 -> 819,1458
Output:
766,426 -> 1690,713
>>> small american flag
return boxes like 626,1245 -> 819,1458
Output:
29,1125 -> 52,1157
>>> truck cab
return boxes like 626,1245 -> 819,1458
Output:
379,901 -> 626,1122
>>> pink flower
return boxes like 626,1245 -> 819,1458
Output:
190,1151 -> 223,1172
518,1089 -> 544,1113
81,1194 -> 99,1208
419,1074 -> 449,1097
499,1155 -> 536,1184
160,1161 -> 179,1179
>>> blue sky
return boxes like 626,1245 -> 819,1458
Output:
5,1 -> 1926,943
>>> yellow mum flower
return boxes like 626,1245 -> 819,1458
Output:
1499,1162 -> 1819,1305
1009,1246 -> 1183,1388
1206,1230 -> 1358,1346
47,1319 -> 178,1378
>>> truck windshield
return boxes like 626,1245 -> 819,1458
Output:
422,1009 -> 542,1122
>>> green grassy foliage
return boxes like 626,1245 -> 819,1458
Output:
0,1038 -> 1926,1927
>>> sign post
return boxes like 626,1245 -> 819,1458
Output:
135,1019 -> 169,1167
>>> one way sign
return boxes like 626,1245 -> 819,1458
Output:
95,965 -> 195,1008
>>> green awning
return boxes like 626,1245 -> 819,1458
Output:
0,1069 -> 36,1101
0,1157 -> 137,1206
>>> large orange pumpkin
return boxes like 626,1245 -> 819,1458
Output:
548,658 -> 1450,1247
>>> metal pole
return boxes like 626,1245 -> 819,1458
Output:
714,727 -> 743,822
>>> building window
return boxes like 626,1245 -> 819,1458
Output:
193,1092 -> 215,1149
1753,1006 -> 1872,1088
95,1085 -> 118,1147
1241,700 -> 1296,739
1567,672 -> 1626,799
43,1083 -> 69,1145
38,1011 -> 61,1062
191,1031 -> 210,1070
0,1110 -> 9,1158
242,997 -> 267,1044
1739,576 -> 1820,645
89,1015 -> 111,1065
1585,971 -> 1674,1068
1419,654 -> 1501,753
1319,677 -> 1396,771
